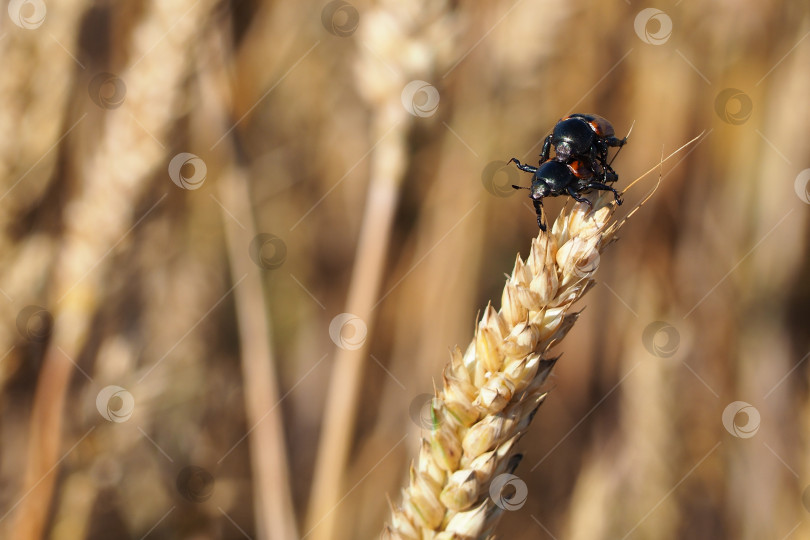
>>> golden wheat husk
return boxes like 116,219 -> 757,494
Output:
383,192 -> 621,540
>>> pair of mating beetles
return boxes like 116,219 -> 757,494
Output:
510,113 -> 628,231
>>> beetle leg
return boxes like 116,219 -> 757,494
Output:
607,120 -> 632,165
601,168 -> 618,183
533,198 -> 546,231
606,152 -> 620,170
586,147 -> 597,169
540,135 -> 552,164
567,187 -> 593,208
509,157 -> 537,173
586,182 -> 623,205
606,143 -> 625,169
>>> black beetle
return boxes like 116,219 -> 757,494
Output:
509,158 -> 622,230
540,113 -> 628,176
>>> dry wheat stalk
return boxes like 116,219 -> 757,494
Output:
10,1 -> 213,538
307,2 -> 456,539
383,192 -> 621,540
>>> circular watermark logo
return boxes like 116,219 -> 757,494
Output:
408,393 -> 437,430
489,473 -> 528,511
8,0 -> 46,29
401,81 -> 440,118
88,73 -> 126,109
794,169 -> 810,204
721,401 -> 760,438
482,160 -> 520,198
329,313 -> 367,350
801,485 -> 810,513
176,466 -> 215,503
642,321 -> 680,358
714,88 -> 753,125
168,153 -> 207,190
634,8 -> 672,45
16,305 -> 53,343
96,385 -> 135,423
321,1 -> 359,37
249,234 -> 287,270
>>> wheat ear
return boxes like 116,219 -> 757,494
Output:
383,192 -> 621,540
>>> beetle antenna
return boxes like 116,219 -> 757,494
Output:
512,185 -> 530,190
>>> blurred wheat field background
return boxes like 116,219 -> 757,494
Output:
0,0 -> 809,539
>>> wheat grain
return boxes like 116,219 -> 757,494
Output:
384,193 -> 620,539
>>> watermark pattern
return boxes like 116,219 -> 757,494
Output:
642,321 -> 680,358
96,385 -> 135,423
249,234 -> 287,270
7,0 -> 46,29
722,401 -> 760,438
489,473 -> 528,511
321,1 -> 359,37
634,8 -> 672,45
794,168 -> 810,204
714,88 -> 753,125
802,485 -> 810,513
482,160 -> 519,198
176,466 -> 215,502
408,393 -> 438,430
329,313 -> 367,350
401,80 -> 440,118
88,73 -> 127,110
168,153 -> 207,190
16,305 -> 53,343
